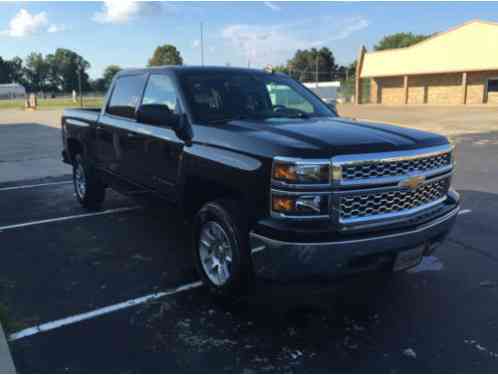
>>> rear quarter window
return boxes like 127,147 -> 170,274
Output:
107,74 -> 147,119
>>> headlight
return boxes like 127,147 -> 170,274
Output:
271,193 -> 329,217
272,158 -> 330,186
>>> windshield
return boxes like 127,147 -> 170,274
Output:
179,71 -> 336,124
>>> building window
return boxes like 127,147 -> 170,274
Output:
488,78 -> 498,93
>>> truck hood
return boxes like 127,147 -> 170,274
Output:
195,117 -> 449,158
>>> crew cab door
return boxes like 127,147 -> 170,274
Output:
97,73 -> 147,177
133,73 -> 184,201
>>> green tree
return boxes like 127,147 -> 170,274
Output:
148,44 -> 183,66
287,47 -> 337,82
90,78 -> 107,93
102,64 -> 121,90
0,56 -> 25,85
24,52 -> 50,92
46,48 -> 91,92
0,57 -> 12,84
0,58 -> 10,84
347,61 -> 357,79
273,65 -> 289,75
6,57 -> 24,85
374,32 -> 431,51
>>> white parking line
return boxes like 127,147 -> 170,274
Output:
9,281 -> 203,341
0,180 -> 73,192
0,206 -> 141,232
458,209 -> 472,216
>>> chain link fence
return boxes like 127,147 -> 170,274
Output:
335,78 -> 372,104
337,79 -> 355,103
0,89 -> 106,110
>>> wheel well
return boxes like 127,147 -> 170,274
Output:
67,138 -> 83,162
183,177 -> 245,219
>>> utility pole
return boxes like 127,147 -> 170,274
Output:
78,66 -> 83,108
200,22 -> 204,66
315,54 -> 319,86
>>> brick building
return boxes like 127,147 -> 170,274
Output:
355,20 -> 498,105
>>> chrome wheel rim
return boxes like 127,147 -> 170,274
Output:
75,162 -> 86,199
199,221 -> 233,286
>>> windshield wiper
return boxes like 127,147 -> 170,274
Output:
288,111 -> 310,119
267,110 -> 311,119
206,114 -> 254,124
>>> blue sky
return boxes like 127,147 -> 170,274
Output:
1,1 -> 498,79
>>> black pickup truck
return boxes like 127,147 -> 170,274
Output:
62,66 -> 459,297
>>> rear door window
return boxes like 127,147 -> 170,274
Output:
107,74 -> 147,119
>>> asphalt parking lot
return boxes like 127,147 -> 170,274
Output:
1,107 -> 498,373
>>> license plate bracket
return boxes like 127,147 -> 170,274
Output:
393,245 -> 425,271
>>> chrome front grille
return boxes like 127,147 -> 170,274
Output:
339,177 -> 450,222
342,151 -> 452,181
332,144 -> 454,230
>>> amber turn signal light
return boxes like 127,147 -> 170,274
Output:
272,163 -> 297,182
272,196 -> 295,212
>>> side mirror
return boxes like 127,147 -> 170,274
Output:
177,113 -> 193,147
137,104 -> 193,146
137,104 -> 179,128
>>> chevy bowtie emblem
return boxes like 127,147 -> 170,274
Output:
398,175 -> 426,190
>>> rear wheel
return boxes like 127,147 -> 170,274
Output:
193,200 -> 253,299
73,154 -> 106,210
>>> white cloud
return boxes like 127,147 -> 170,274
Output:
264,2 -> 281,11
93,0 -> 160,24
192,39 -> 200,48
0,8 -> 64,37
329,16 -> 369,41
1,9 -> 48,37
222,23 -> 311,66
221,16 -> 369,66
47,24 -> 66,33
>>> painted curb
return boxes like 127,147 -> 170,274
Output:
0,322 -> 15,374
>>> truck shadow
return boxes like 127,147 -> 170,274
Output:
138,188 -> 497,372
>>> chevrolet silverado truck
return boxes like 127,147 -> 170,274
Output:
62,66 -> 459,297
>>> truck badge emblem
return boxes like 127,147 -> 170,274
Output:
399,175 -> 425,190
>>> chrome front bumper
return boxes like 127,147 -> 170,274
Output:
249,205 -> 459,282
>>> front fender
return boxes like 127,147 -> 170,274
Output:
181,144 -> 270,221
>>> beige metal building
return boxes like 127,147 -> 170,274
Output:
355,20 -> 498,105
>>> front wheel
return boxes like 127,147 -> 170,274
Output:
73,154 -> 106,210
193,200 -> 253,299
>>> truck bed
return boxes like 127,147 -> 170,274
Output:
63,108 -> 101,124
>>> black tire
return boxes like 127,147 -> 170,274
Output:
73,153 -> 106,210
193,199 -> 253,299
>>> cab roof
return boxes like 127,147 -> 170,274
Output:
116,65 -> 281,77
